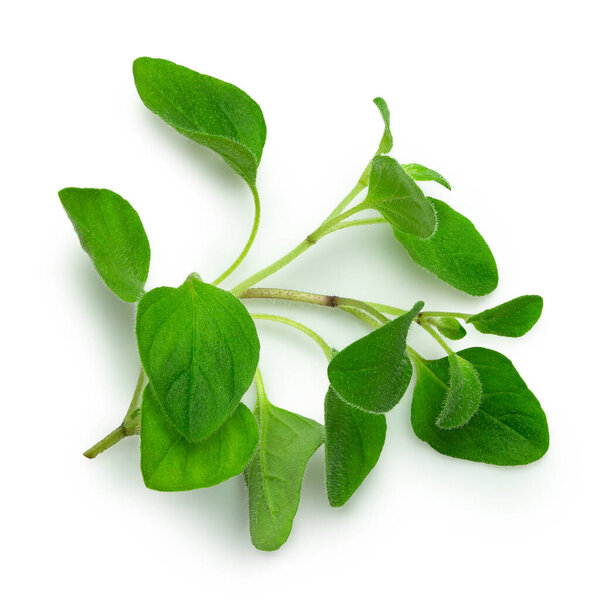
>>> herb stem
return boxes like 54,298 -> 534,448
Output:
326,217 -> 387,233
420,310 -> 472,320
420,321 -> 454,355
212,185 -> 261,286
323,180 -> 366,222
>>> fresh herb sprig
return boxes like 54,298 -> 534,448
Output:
61,57 -> 547,551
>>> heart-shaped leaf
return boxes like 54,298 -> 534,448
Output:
136,274 -> 259,442
140,385 -> 258,491
133,57 -> 266,187
59,188 -> 150,302
411,347 -> 548,465
325,387 -> 386,507
434,317 -> 466,340
467,295 -> 543,337
401,163 -> 451,190
394,197 -> 498,296
364,156 -> 436,238
328,302 -> 422,413
373,97 -> 393,154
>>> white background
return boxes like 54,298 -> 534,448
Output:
3,1 -> 599,597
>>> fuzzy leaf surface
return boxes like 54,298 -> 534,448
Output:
373,97 -> 393,154
467,295 -> 543,337
434,317 -> 466,340
402,163 -> 451,190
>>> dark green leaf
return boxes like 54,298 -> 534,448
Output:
394,197 -> 498,296
133,57 -> 266,186
136,274 -> 259,442
436,353 -> 483,429
59,187 -> 150,302
401,163 -> 451,190
246,386 -> 324,551
467,295 -> 543,337
140,385 -> 258,491
434,317 -> 466,340
411,347 -> 548,465
325,387 -> 386,507
328,302 -> 422,413
373,97 -> 393,154
364,156 -> 436,238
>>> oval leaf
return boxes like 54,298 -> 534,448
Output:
467,295 -> 543,337
246,389 -> 324,551
436,353 -> 483,429
136,274 -> 260,442
328,302 -> 422,413
373,97 -> 393,154
364,156 -> 437,238
394,197 -> 498,296
411,347 -> 549,465
141,385 -> 258,491
401,163 -> 451,190
133,57 -> 266,186
434,317 -> 466,340
59,187 -> 150,302
325,387 -> 386,507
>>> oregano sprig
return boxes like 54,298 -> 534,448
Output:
62,57 -> 548,552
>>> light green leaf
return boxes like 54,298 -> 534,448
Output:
364,156 -> 436,238
136,274 -> 259,442
246,383 -> 324,551
328,302 -> 422,413
59,187 -> 150,302
411,347 -> 548,465
325,387 -> 386,507
401,163 -> 451,190
467,295 -> 543,337
140,385 -> 258,491
133,57 -> 266,186
434,317 -> 466,340
436,353 -> 483,429
394,197 -> 498,296
373,97 -> 393,154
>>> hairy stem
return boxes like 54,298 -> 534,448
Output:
420,310 -> 472,320
420,321 -> 454,355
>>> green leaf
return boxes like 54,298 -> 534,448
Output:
467,295 -> 543,337
136,274 -> 259,442
394,197 -> 498,296
140,385 -> 258,491
364,156 -> 436,238
328,302 -> 422,413
436,353 -> 483,429
373,97 -> 393,154
325,387 -> 386,507
133,57 -> 266,186
411,347 -> 548,465
246,386 -> 324,551
58,187 -> 150,302
434,317 -> 466,340
401,163 -> 451,190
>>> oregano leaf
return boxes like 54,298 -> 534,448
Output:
394,197 -> 498,296
364,156 -> 436,238
436,353 -> 483,429
401,163 -> 451,190
411,347 -> 548,465
246,386 -> 324,551
140,385 -> 258,491
327,302 -> 422,413
58,187 -> 150,302
466,295 -> 543,337
136,274 -> 259,442
373,97 -> 393,154
434,317 -> 467,340
133,57 -> 266,187
325,387 -> 386,507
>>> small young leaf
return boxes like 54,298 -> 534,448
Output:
141,385 -> 258,491
394,198 -> 498,296
59,188 -> 150,302
411,347 -> 548,465
467,295 -> 543,337
373,97 -> 393,154
328,302 -> 422,413
136,275 -> 259,442
246,389 -> 324,551
325,387 -> 386,507
436,353 -> 483,429
133,57 -> 266,186
364,156 -> 436,238
434,317 -> 467,340
401,163 -> 452,190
